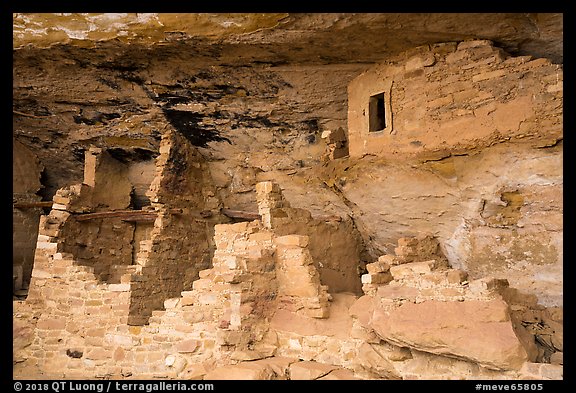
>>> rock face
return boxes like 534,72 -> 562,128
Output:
12,13 -> 563,381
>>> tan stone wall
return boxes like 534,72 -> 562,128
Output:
57,217 -> 135,281
14,217 -> 280,378
127,130 -> 222,325
127,160 -> 156,208
84,147 -> 133,210
256,181 -> 364,294
348,40 -> 562,158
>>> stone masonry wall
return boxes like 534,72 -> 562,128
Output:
256,181 -> 364,294
14,212 -> 279,378
14,180 -> 563,380
348,39 -> 562,158
339,40 -> 563,307
48,148 -> 136,282
127,130 -> 222,325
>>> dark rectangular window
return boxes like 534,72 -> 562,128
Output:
369,92 -> 386,132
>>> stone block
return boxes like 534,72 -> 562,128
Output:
361,272 -> 393,285
525,58 -> 550,69
255,181 -> 280,194
539,364 -> 563,380
52,195 -> 71,205
427,94 -> 454,110
405,53 -> 436,72
366,260 -> 390,274
37,318 -> 66,330
550,352 -> 563,365
389,260 -> 436,280
302,307 -> 330,319
276,248 -> 314,267
36,241 -> 58,251
447,269 -> 468,284
164,298 -> 180,309
278,278 -> 319,298
249,231 -> 273,243
378,254 -> 401,266
108,283 -> 131,292
106,333 -> 134,347
376,285 -> 420,301
192,278 -> 212,291
472,69 -> 506,83
457,39 -> 493,50
31,269 -> 52,279
85,348 -> 112,361
175,339 -> 199,353
275,235 -> 310,248
469,277 -> 509,296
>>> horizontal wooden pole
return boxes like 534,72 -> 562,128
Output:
14,201 -> 340,224
221,208 -> 261,220
75,210 -> 158,221
13,201 -> 54,208
120,216 -> 158,223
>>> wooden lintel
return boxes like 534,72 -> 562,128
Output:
73,208 -> 261,222
13,201 -> 54,209
221,208 -> 261,221
75,210 -> 157,221
121,216 -> 158,223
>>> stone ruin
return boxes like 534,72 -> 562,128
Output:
12,28 -> 562,381
13,129 -> 562,380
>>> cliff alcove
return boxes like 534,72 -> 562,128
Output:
13,13 -> 563,380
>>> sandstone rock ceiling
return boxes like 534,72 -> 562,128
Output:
13,13 -> 563,198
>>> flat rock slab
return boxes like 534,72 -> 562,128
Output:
371,299 -> 528,371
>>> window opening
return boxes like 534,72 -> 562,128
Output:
369,92 -> 386,132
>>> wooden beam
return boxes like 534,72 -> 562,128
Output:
221,208 -> 261,221
75,210 -> 158,221
13,201 -> 54,208
13,110 -> 52,119
120,216 -> 157,223
71,208 -> 261,222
